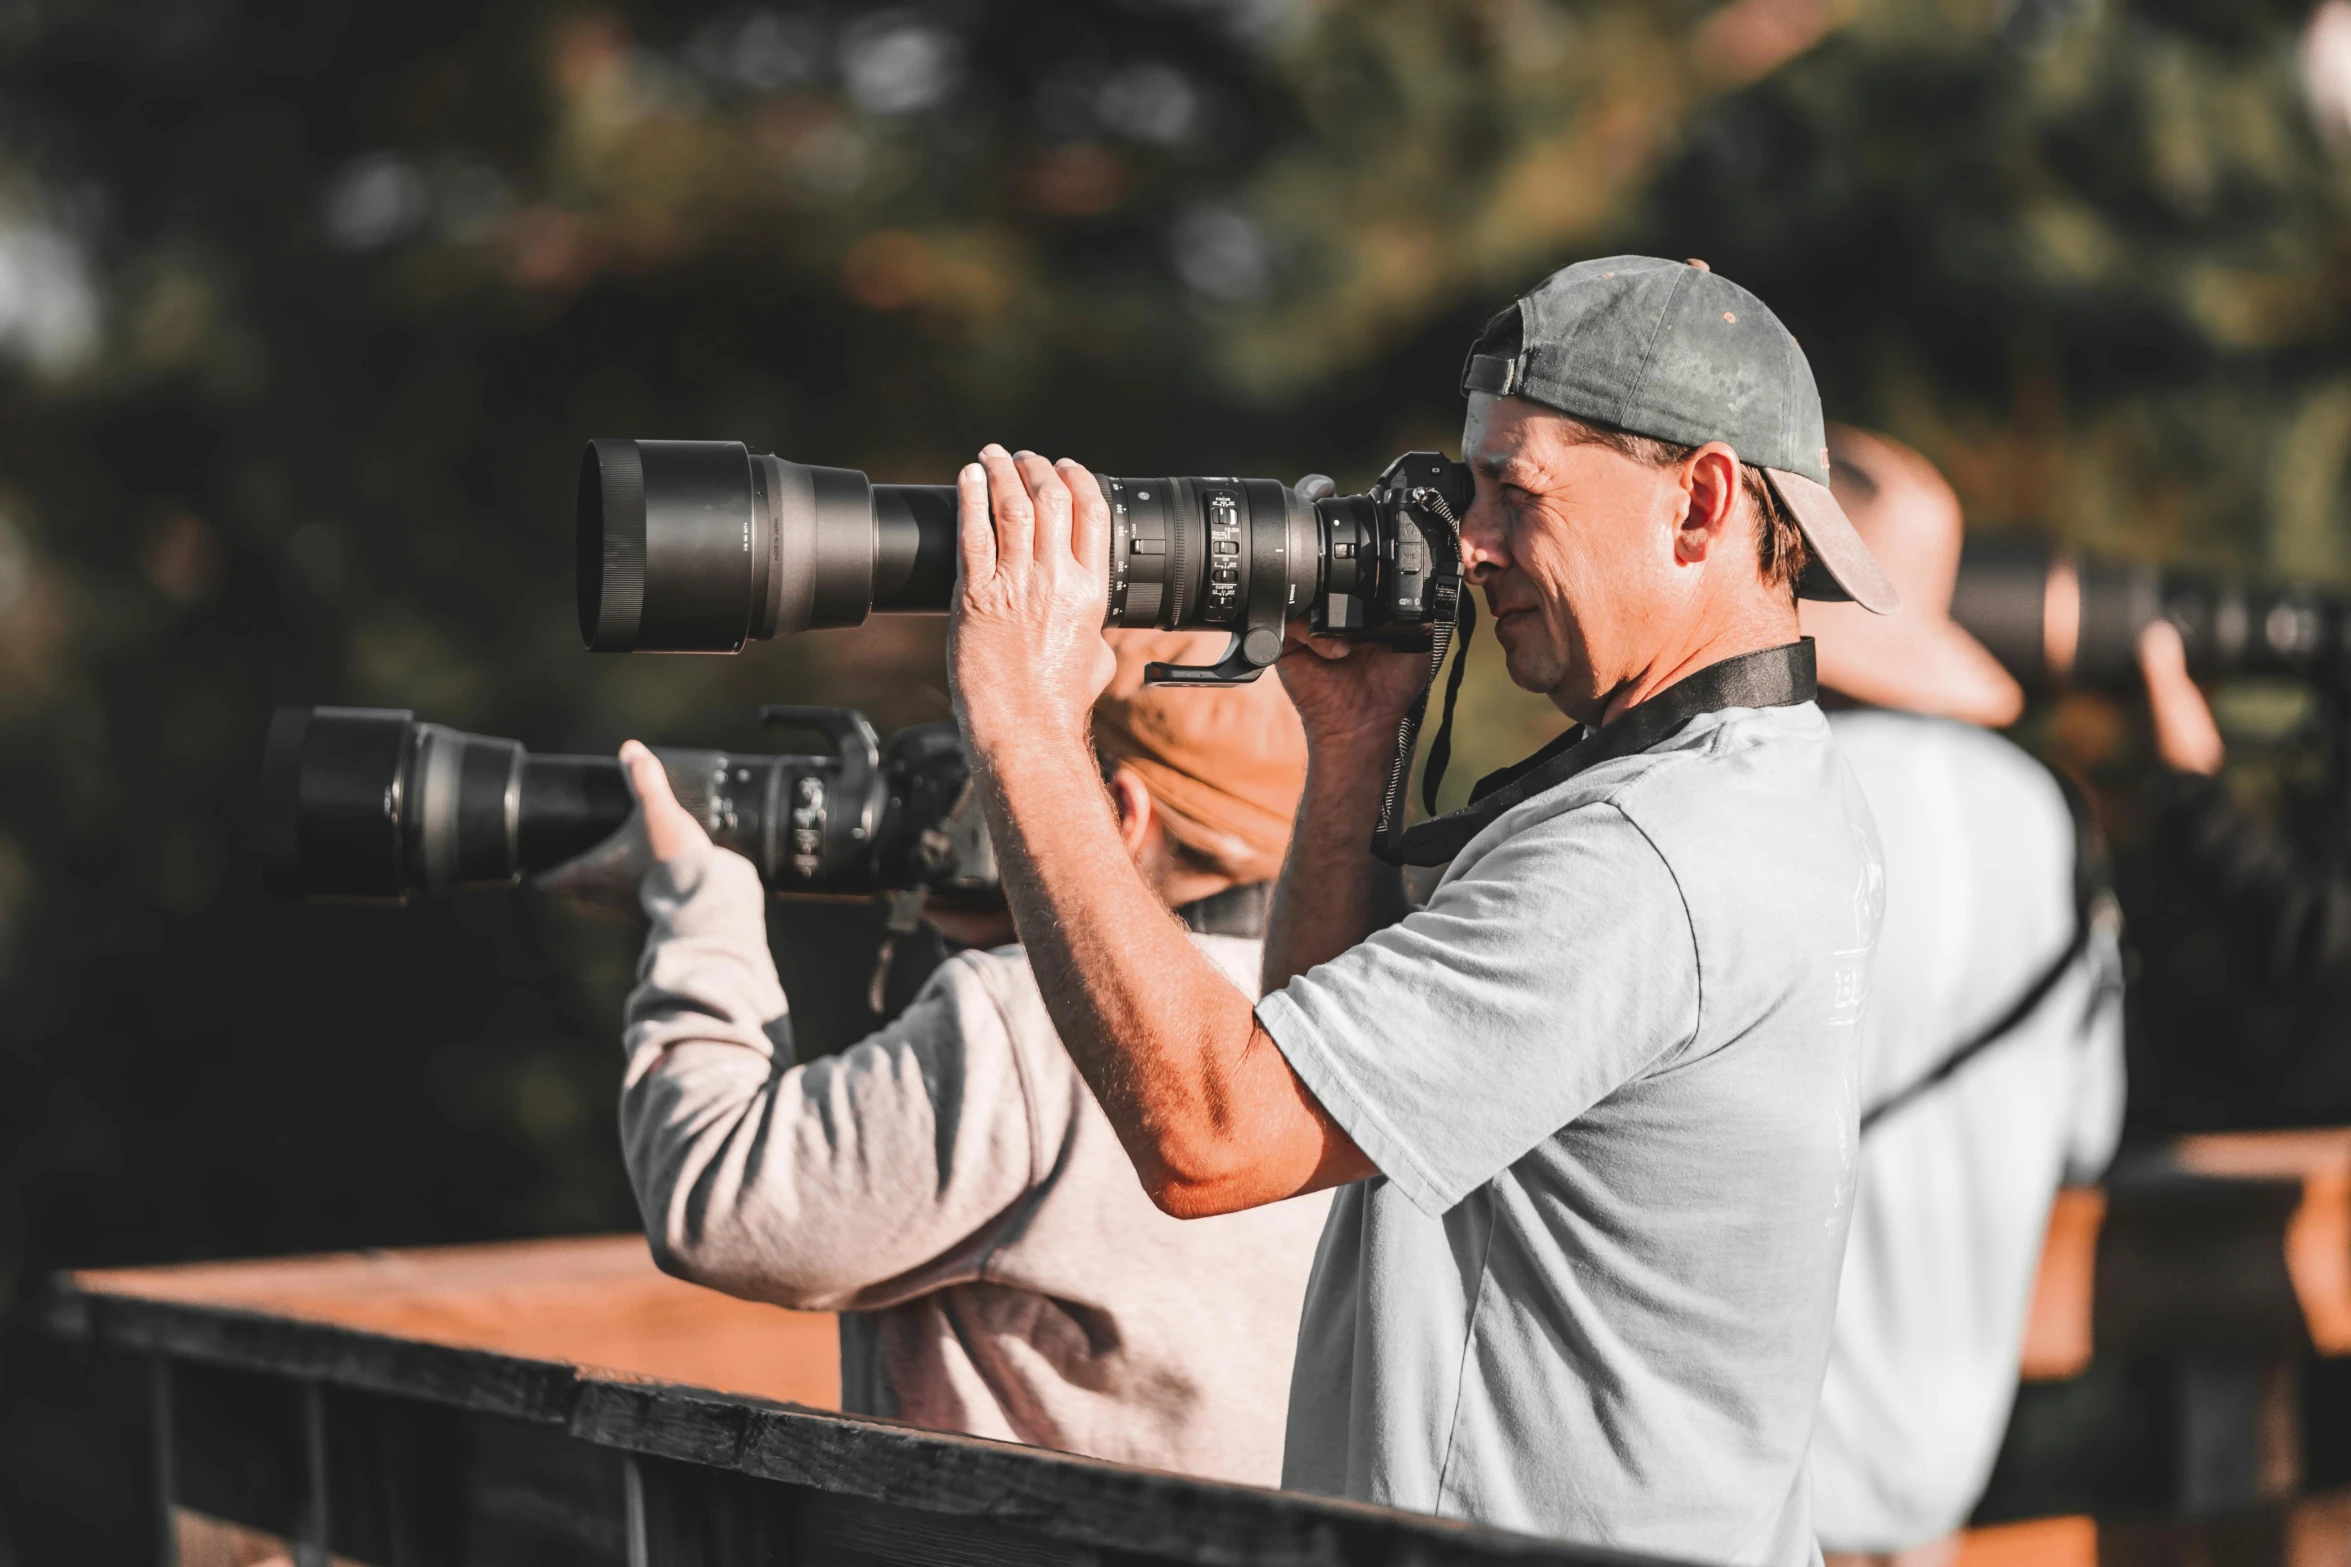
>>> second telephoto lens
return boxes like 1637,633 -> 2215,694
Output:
261,704 -> 1000,903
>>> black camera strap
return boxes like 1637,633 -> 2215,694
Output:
1858,770 -> 2122,1135
1373,489 -> 1478,859
1376,639 -> 1818,867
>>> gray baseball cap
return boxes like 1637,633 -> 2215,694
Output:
1461,255 -> 1897,614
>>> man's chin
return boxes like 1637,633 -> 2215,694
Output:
1498,641 -> 1562,696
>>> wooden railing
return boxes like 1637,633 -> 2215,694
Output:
50,1126 -> 2351,1566
49,1240 -> 1672,1567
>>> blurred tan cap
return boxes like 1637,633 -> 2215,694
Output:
1800,426 -> 2024,728
1092,630 -> 1308,884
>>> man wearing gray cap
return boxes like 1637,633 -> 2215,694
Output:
946,256 -> 1894,1563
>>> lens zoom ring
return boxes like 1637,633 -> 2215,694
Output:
1165,480 -> 1195,628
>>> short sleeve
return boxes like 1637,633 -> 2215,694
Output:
2064,928 -> 2128,1182
1256,801 -> 1700,1216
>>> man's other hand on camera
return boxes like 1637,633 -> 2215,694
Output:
530,742 -> 694,905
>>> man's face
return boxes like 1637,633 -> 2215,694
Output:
1461,393 -> 1713,722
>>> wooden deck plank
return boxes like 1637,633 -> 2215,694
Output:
69,1235 -> 839,1410
57,1125 -> 2351,1403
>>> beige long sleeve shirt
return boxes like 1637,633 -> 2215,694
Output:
619,844 -> 1331,1485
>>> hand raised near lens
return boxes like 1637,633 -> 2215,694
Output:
620,741 -> 713,860
948,445 -> 1118,750
530,741 -> 711,906
2137,620 -> 2225,777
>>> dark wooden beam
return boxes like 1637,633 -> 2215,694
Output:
55,1273 -> 1678,1567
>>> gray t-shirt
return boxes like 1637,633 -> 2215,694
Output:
1809,711 -> 2123,1551
1257,700 -> 1883,1565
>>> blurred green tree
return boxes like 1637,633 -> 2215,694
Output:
0,3 -> 1743,1551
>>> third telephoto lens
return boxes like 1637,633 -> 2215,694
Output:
1951,539 -> 2351,691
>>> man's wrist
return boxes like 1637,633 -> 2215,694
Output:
966,712 -> 1098,804
958,686 -> 1084,763
1288,695 -> 1410,751
964,688 -> 1088,749
1294,748 -> 1400,857
643,840 -> 764,938
1302,732 -> 1404,806
1302,714 -> 1406,768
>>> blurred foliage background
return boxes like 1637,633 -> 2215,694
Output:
3,0 -> 2351,1553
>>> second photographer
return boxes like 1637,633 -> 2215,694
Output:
614,630 -> 1330,1484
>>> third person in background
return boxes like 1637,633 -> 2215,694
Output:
1801,427 -> 2125,1567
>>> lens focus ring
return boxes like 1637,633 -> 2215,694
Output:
579,439 -> 766,653
579,439 -> 648,651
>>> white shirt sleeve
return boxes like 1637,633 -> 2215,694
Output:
618,844 -> 1057,1311
1256,801 -> 1701,1216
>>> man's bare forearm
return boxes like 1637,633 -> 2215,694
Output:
971,728 -> 1332,1212
1262,734 -> 1405,996
944,448 -> 1375,1211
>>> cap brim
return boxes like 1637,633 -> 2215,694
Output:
1767,468 -> 1900,615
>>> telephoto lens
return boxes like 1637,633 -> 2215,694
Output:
575,440 -> 1474,684
1951,540 -> 2351,692
260,704 -> 996,903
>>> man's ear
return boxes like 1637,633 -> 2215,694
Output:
1106,764 -> 1155,859
1675,443 -> 1744,565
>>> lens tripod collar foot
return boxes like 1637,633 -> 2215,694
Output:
1143,626 -> 1283,686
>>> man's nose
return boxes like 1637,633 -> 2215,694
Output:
1458,499 -> 1510,582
